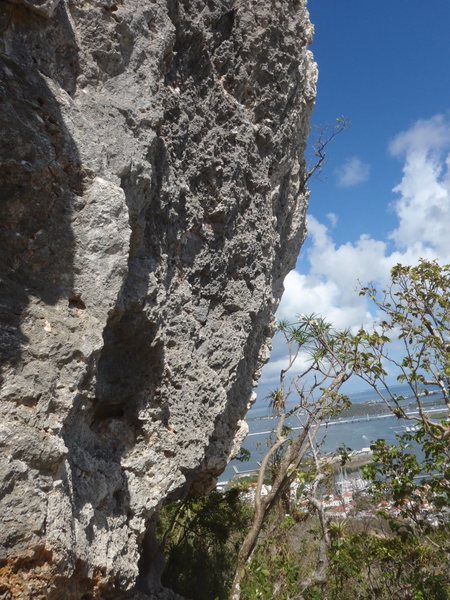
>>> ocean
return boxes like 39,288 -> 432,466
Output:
219,383 -> 448,484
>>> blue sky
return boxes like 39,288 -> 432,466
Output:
307,0 -> 450,245
257,1 -> 450,398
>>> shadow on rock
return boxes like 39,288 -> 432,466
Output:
0,2 -> 81,373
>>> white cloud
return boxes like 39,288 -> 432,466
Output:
276,221 -> 381,331
335,156 -> 370,188
258,351 -> 311,386
388,114 -> 450,157
277,113 -> 450,335
326,212 -> 338,227
389,115 -> 450,256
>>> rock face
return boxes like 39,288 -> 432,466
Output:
0,0 -> 316,596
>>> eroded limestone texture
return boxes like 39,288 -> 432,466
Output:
0,0 -> 316,596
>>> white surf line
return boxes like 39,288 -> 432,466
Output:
246,407 -> 448,437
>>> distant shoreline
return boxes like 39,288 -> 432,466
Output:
247,389 -> 443,423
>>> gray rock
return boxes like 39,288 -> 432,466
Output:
5,0 -> 60,19
0,0 -> 316,596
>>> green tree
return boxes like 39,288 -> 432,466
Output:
230,315 -> 356,599
237,260 -> 450,599
158,489 -> 252,600
321,259 -> 450,600
326,527 -> 450,600
356,260 -> 450,528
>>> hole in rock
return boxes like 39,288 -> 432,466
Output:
93,310 -> 164,426
68,294 -> 86,309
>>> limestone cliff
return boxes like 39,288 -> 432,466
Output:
0,0 -> 317,596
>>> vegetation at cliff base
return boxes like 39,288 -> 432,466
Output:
158,489 -> 252,600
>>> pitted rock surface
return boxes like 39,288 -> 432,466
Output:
0,0 -> 316,596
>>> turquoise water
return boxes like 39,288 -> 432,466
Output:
220,384 -> 447,483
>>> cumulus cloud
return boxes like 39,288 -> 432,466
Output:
258,351 -> 312,387
326,212 -> 338,227
389,115 -> 450,256
276,219 -> 384,331
335,156 -> 370,188
277,113 -> 450,331
389,114 -> 450,157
